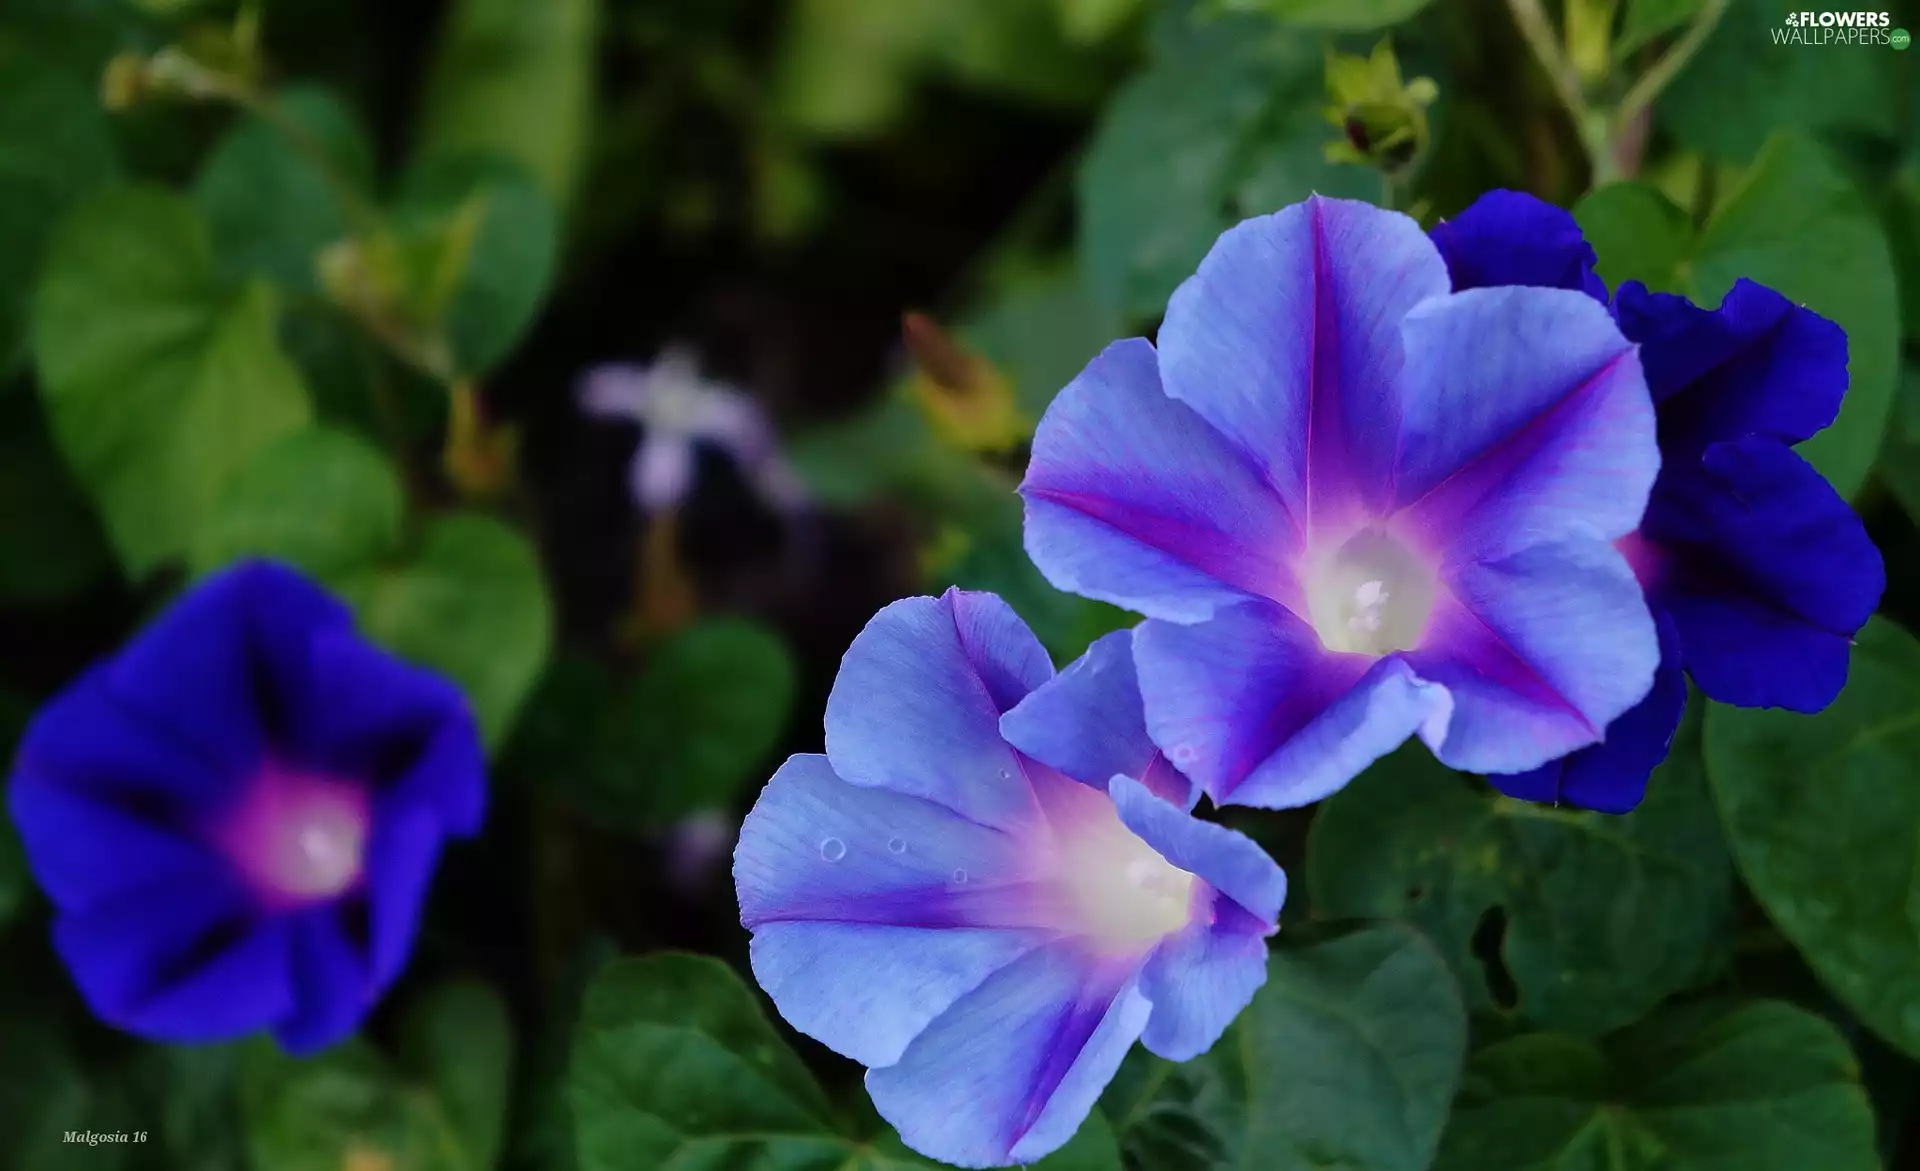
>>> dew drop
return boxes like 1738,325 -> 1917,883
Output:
951,868 -> 969,884
887,837 -> 907,855
819,837 -> 846,862
998,768 -> 1012,780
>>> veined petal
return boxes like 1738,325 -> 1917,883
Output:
1428,190 -> 1608,302
1137,916 -> 1269,1062
1646,439 -> 1883,711
1490,612 -> 1687,813
1108,776 -> 1284,924
824,591 -> 1052,832
1616,279 -> 1847,457
866,944 -> 1150,1168
1157,196 -> 1452,527
273,906 -> 369,1055
1391,286 -> 1656,564
1407,540 -> 1658,773
1000,630 -> 1196,808
1021,339 -> 1296,622
1134,603 -> 1449,809
7,764 -> 230,911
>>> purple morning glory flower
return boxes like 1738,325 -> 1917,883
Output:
580,347 -> 808,514
6,561 -> 484,1053
1431,189 -> 1885,811
1021,195 -> 1662,809
733,591 -> 1284,1168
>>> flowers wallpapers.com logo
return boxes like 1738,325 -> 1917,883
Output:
1774,9 -> 1905,45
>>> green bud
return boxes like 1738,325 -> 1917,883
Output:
1322,40 -> 1437,178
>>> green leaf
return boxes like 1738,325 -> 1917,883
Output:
1058,0 -> 1143,42
0,814 -> 24,933
400,980 -> 515,1171
1616,0 -> 1705,57
1878,361 -> 1920,523
239,1039 -> 462,1171
1306,707 -> 1735,1034
1104,923 -> 1464,1171
415,0 -> 598,206
1579,136 -> 1896,501
1691,133 -> 1898,501
1572,181 -> 1692,293
0,1018 -> 95,1171
1705,617 -> 1920,1061
1658,0 -> 1899,162
0,59 -> 120,368
1219,0 -> 1438,32
1434,1001 -> 1879,1170
194,86 -> 374,292
1078,11 -> 1382,320
964,259 -> 1122,420
393,155 -> 560,378
345,514 -> 553,750
116,1044 -> 246,1171
32,186 -> 314,578
615,618 -> 799,822
189,427 -> 404,581
567,952 -> 935,1170
0,396 -> 113,604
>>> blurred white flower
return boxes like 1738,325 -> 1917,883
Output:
579,347 -> 807,513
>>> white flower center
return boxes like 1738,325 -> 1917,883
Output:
1305,528 -> 1437,656
1058,812 -> 1196,951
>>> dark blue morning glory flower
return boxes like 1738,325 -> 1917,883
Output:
6,561 -> 485,1053
1021,195 -> 1662,809
734,592 -> 1284,1168
1432,190 -> 1886,812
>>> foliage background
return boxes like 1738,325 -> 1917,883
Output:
1,0 -> 1919,1168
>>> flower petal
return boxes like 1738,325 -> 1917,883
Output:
1428,190 -> 1608,302
52,873 -> 292,1042
1021,338 -> 1297,622
1000,630 -> 1195,807
7,766 -> 230,911
1157,196 -> 1452,527
1407,540 -> 1658,773
1616,279 -> 1847,456
866,944 -> 1150,1168
1391,285 -> 1655,564
631,435 -> 694,511
362,797 -> 446,990
1137,916 -> 1269,1062
1646,438 -> 1883,711
1108,776 -> 1285,924
10,666 -> 239,812
1490,612 -> 1687,813
823,592 -> 1051,831
1134,603 -> 1449,809
272,906 -> 370,1055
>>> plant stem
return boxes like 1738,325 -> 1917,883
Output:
1611,0 -> 1730,143
1504,0 -> 1595,171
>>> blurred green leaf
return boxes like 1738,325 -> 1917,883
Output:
1705,617 -> 1920,1062
1057,0 -> 1142,42
965,259 -> 1122,420
416,0 -> 598,206
1078,9 -> 1383,320
0,1018 -> 101,1171
400,980 -> 515,1171
1434,1001 -> 1879,1169
239,1039 -> 464,1171
1306,706 -> 1735,1035
567,953 -> 940,1169
0,0 -> 153,83
189,426 -> 404,581
344,514 -> 553,751
617,618 -> 798,822
115,1044 -> 245,1171
1879,362 -> 1920,523
1217,0 -> 1437,32
1105,923 -> 1465,1171
1572,180 -> 1692,293
32,187 -> 314,578
1579,136 -> 1896,501
776,0 -> 1108,139
0,814 -> 23,932
0,397 -> 113,604
393,155 -> 560,378
1616,0 -> 1705,56
1659,0 -> 1899,162
1692,133 -> 1898,501
193,86 -> 374,292
0,59 -> 121,369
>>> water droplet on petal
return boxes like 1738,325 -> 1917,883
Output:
887,837 -> 907,854
998,768 -> 1012,780
951,868 -> 969,884
819,837 -> 846,862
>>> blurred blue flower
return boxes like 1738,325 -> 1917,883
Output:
1432,190 -> 1885,812
7,561 -> 485,1053
733,591 -> 1284,1168
1022,195 -> 1661,809
580,346 -> 807,514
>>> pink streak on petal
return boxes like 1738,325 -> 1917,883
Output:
211,763 -> 371,909
1616,530 -> 1664,593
